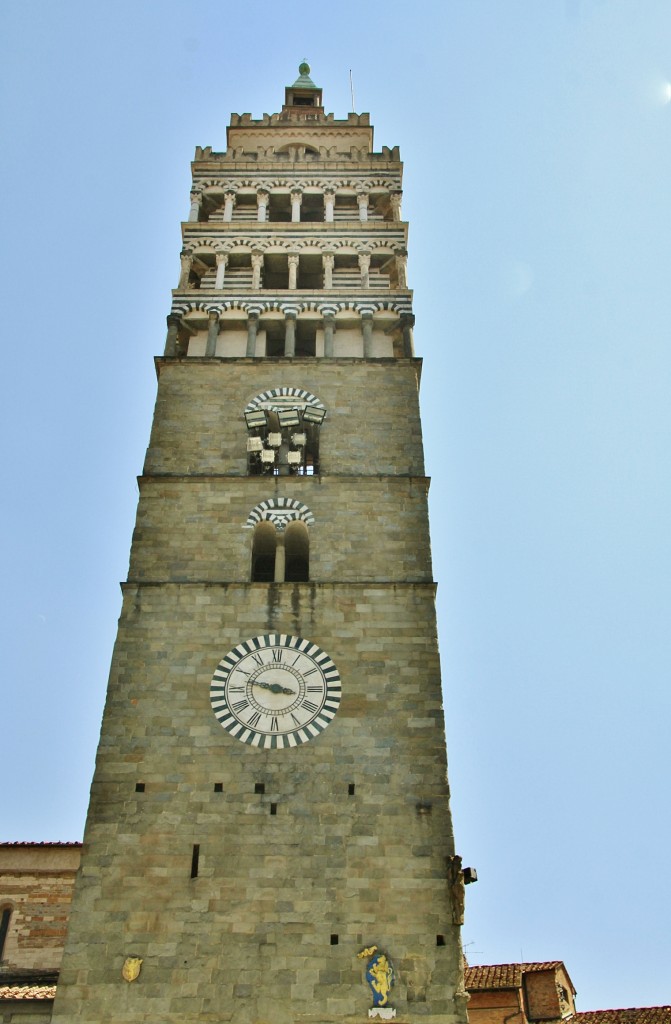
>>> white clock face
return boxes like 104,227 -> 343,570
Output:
210,634 -> 341,749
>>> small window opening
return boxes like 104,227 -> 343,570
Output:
294,95 -> 315,107
214,782 -> 223,793
348,783 -> 356,796
255,783 -> 265,794
270,803 -> 278,815
135,782 -> 145,793
436,935 -> 446,947
330,934 -> 339,945
190,844 -> 200,879
0,907 -> 12,961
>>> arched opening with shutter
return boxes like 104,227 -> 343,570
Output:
251,522 -> 277,582
284,520 -> 310,582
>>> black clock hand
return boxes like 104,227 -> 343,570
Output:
253,678 -> 296,696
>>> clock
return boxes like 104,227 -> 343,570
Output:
210,633 -> 341,749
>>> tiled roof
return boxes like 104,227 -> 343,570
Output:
0,841 -> 82,847
570,1011 -> 671,1024
466,962 -> 565,991
0,985 -> 57,1000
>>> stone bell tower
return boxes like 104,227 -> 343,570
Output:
52,63 -> 470,1024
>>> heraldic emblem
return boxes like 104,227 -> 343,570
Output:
357,945 -> 396,1019
121,956 -> 143,982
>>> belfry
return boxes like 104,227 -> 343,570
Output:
51,64 -> 470,1024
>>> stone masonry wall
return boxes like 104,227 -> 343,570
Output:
52,582 -> 464,1024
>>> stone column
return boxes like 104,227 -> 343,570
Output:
251,250 -> 263,290
357,190 -> 369,222
324,189 -> 335,222
291,189 -> 303,222
288,253 -> 299,290
205,310 -> 220,357
188,189 -> 202,222
400,313 -> 415,357
215,252 -> 229,290
164,313 -> 181,357
178,249 -> 193,288
323,252 -> 334,289
246,312 -> 259,357
284,312 -> 297,357
323,314 -> 336,357
389,190 -> 402,221
223,190 -> 236,222
358,252 -> 371,289
361,312 -> 374,358
274,531 -> 286,582
395,248 -> 408,289
257,189 -> 270,222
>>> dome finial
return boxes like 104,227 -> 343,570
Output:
298,59 -> 310,76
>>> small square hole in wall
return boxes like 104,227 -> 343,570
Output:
213,783 -> 223,793
135,782 -> 145,793
330,934 -> 339,945
270,803 -> 278,815
255,783 -> 265,794
436,935 -> 446,947
348,783 -> 356,795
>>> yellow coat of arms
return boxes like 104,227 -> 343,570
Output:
122,956 -> 143,982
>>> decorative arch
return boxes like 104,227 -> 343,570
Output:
244,387 -> 325,415
245,497 -> 315,531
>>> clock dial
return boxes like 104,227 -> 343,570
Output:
210,634 -> 341,749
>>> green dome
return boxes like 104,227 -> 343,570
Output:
291,59 -> 318,90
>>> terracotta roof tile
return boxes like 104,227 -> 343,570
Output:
0,985 -> 57,1000
466,962 -> 565,991
570,1011 -> 671,1024
0,841 -> 82,847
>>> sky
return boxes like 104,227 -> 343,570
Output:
1,0 -> 670,1012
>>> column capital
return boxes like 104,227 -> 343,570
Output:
284,309 -> 298,320
361,310 -> 374,321
247,311 -> 259,323
287,253 -> 300,266
190,187 -> 202,200
216,251 -> 229,265
400,312 -> 415,327
166,312 -> 181,327
207,308 -> 220,322
290,187 -> 304,199
257,187 -> 270,198
251,250 -> 263,265
322,250 -> 335,264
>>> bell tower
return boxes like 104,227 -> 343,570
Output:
52,63 -> 469,1024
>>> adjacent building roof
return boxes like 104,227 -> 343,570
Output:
569,1012 -> 671,1024
466,961 -> 568,991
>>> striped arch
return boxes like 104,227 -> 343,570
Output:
245,498 -> 315,531
245,387 -> 325,416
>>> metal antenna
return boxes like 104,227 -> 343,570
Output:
349,69 -> 355,113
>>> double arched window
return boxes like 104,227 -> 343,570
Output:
251,520 -> 309,582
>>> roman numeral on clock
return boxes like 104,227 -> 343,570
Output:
271,649 -> 283,662
302,700 -> 319,714
231,699 -> 250,713
247,711 -> 261,728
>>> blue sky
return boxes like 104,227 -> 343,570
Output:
1,0 -> 670,1011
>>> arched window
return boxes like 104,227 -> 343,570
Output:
0,905 -> 12,962
251,522 -> 277,582
284,521 -> 309,582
